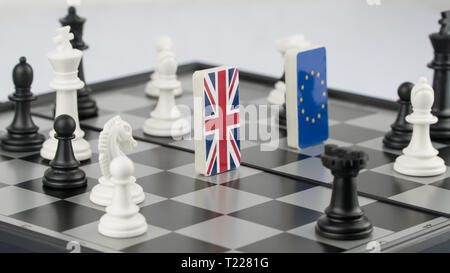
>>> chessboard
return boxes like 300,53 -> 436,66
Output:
0,62 -> 449,253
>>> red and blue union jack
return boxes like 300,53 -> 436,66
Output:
203,67 -> 240,175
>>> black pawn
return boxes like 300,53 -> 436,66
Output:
59,6 -> 98,120
0,57 -> 45,152
383,82 -> 414,149
278,73 -> 287,128
42,115 -> 87,189
316,144 -> 373,240
429,10 -> 450,141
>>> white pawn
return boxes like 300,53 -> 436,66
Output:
394,77 -> 446,176
40,26 -> 92,161
267,34 -> 313,105
143,51 -> 191,137
146,36 -> 182,97
98,156 -> 148,238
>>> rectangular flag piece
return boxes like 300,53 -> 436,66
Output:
286,46 -> 329,149
193,66 -> 241,176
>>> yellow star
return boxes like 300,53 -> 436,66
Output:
321,104 -> 325,109
321,80 -> 324,85
306,116 -> 309,122
301,108 -> 305,114
301,85 -> 304,91
312,118 -> 315,123
311,70 -> 314,76
322,91 -> 326,97
317,72 -> 320,78
305,75 -> 309,80
317,113 -> 321,119
299,97 -> 303,103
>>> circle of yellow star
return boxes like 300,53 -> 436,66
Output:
299,97 -> 303,103
321,104 -> 325,109
301,109 -> 305,114
305,75 -> 309,80
322,91 -> 326,97
317,72 -> 320,78
317,113 -> 321,119
321,80 -> 324,85
311,70 -> 314,76
306,116 -> 309,122
312,118 -> 315,124
301,85 -> 304,91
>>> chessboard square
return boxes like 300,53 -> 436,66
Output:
274,157 -> 334,184
64,221 -> 170,251
329,124 -> 384,143
278,186 -> 377,213
225,172 -> 315,198
361,201 -> 438,232
0,186 -> 59,215
239,81 -> 271,101
169,163 -> 261,185
431,178 -> 450,190
0,112 -> 14,131
20,152 -> 99,167
129,147 -> 194,170
242,145 -> 310,169
327,102 -> 375,122
16,177 -> 97,199
169,138 -> 195,151
132,128 -> 179,145
176,215 -> 282,250
94,93 -> 151,112
351,146 -> 397,169
436,147 -> 450,166
82,113 -> 147,132
372,163 -> 450,185
0,147 -> 36,160
116,83 -> 149,99
88,138 -> 159,155
172,185 -> 271,214
229,200 -> 322,231
288,222 -> 394,250
357,137 -> 403,155
9,200 -> 103,232
237,232 -> 343,253
345,112 -> 396,132
140,200 -> 222,230
357,171 -> 424,198
0,154 -> 13,163
0,159 -> 49,185
80,162 -> 161,180
136,172 -> 213,198
123,232 -> 228,253
124,105 -> 154,118
275,138 -> 352,157
389,186 -> 450,214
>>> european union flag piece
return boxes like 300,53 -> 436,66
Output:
286,47 -> 328,149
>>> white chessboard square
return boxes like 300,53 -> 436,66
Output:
169,163 -> 262,185
64,221 -> 170,251
274,157 -> 334,184
371,163 -> 450,185
288,222 -> 394,250
278,186 -> 377,213
357,136 -> 447,155
345,112 -> 396,132
94,93 -> 152,112
88,138 -> 159,155
172,185 -> 271,214
0,159 -> 49,185
389,185 -> 450,214
82,113 -> 147,131
265,137 -> 352,156
0,186 -> 59,216
81,162 -> 162,180
176,215 -> 282,250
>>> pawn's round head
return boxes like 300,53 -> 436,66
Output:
411,77 -> 434,111
54,114 -> 76,138
155,35 -> 173,52
397,82 -> 414,101
110,156 -> 134,181
13,56 -> 33,89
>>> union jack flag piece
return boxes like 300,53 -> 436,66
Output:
193,66 -> 241,176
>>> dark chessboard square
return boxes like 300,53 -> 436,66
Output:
9,200 -> 103,232
16,177 -> 97,199
0,154 -> 13,163
136,172 -> 213,198
82,129 -> 101,141
129,146 -> 194,170
133,128 -> 180,146
242,145 -> 309,169
329,123 -> 384,144
230,200 -> 322,231
328,103 -> 374,122
430,178 -> 450,190
125,106 -> 154,118
0,182 -> 8,189
239,81 -> 272,101
237,232 -> 343,253
225,172 -> 315,198
241,121 -> 287,142
437,146 -> 450,166
352,146 -> 397,169
362,202 -> 438,232
357,171 -> 423,198
20,153 -> 99,167
123,233 -> 228,253
140,200 -> 222,230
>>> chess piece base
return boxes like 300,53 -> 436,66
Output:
1,133 -> 45,152
40,136 -> 92,161
315,214 -> 373,240
146,81 -> 182,97
143,116 -> 190,137
43,168 -> 87,189
394,154 -> 446,176
90,177 -> 145,206
383,130 -> 412,150
98,213 -> 147,238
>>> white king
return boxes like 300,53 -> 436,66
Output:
40,26 -> 92,161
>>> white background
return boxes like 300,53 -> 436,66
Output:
0,0 -> 449,101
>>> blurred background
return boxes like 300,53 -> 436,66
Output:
0,0 -> 449,101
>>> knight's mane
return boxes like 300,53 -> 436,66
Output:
98,116 -> 122,178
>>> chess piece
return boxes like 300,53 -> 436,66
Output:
90,116 -> 145,206
0,57 -> 45,152
268,34 -> 312,106
143,51 -> 191,137
40,26 -> 92,161
60,6 -> 98,119
383,82 -> 414,149
146,36 -> 182,97
316,144 -> 373,240
42,114 -> 87,189
394,77 -> 446,176
98,156 -> 148,238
